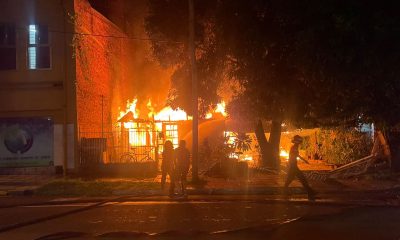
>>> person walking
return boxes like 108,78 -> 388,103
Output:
284,135 -> 316,200
175,140 -> 191,197
161,140 -> 175,196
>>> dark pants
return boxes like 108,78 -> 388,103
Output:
161,169 -> 175,195
176,170 -> 188,195
284,165 -> 314,197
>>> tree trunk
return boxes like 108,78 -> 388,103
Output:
254,120 -> 282,169
269,120 -> 282,169
254,120 -> 271,168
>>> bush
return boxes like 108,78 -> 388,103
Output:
317,128 -> 373,165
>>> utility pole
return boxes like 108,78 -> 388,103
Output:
62,0 -> 68,177
101,95 -> 104,139
189,0 -> 199,182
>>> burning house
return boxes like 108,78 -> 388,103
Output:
114,99 -> 191,164
87,97 -> 212,163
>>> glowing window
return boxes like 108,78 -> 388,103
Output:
28,24 -> 50,69
165,124 -> 179,148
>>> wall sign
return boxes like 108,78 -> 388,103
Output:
0,117 -> 53,167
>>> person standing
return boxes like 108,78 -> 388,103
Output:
175,140 -> 191,197
284,135 -> 316,200
161,140 -> 175,196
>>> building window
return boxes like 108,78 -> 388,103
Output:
28,24 -> 50,69
0,23 -> 16,70
165,124 -> 179,147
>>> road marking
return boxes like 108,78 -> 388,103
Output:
21,203 -> 94,208
115,201 -> 230,205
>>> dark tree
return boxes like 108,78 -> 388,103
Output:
145,0 -> 400,169
296,0 -> 400,168
214,1 -> 316,168
145,0 -> 220,116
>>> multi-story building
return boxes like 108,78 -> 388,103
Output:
0,0 -> 131,174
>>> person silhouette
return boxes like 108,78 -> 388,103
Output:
174,140 -> 191,197
161,140 -> 175,196
284,135 -> 316,201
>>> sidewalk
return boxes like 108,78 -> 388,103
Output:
186,172 -> 400,206
0,171 -> 399,207
0,175 -> 56,196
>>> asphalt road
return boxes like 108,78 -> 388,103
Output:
0,197 -> 399,240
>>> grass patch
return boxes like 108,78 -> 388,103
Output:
35,179 -> 160,197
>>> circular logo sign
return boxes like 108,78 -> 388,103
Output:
4,127 -> 34,154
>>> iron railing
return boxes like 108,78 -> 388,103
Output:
79,128 -> 160,166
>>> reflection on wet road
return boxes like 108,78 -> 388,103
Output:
0,200 -> 342,239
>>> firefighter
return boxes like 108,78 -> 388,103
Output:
161,140 -> 175,196
284,135 -> 316,200
174,140 -> 191,197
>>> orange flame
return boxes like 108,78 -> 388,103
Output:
120,99 -> 139,119
118,98 -> 230,149
154,106 -> 190,121
147,99 -> 155,119
215,101 -> 227,117
205,101 -> 227,119
128,126 -> 148,146
118,98 -> 192,147
280,149 -> 289,161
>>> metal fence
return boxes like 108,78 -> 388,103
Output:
79,127 -> 160,167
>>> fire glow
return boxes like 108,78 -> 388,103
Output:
153,106 -> 190,121
205,101 -> 228,119
119,98 -> 190,127
119,98 -> 228,127
280,149 -> 289,161
118,98 -> 228,149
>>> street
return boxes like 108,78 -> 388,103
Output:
0,196 -> 399,240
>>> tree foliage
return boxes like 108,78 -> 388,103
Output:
296,1 -> 400,128
233,132 -> 252,153
146,0 -> 400,130
145,0 -> 220,115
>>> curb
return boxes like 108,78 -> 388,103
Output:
3,186 -> 397,197
1,187 -> 399,208
6,189 -> 35,196
1,194 -> 398,209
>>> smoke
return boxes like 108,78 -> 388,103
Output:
93,0 -> 174,114
125,0 -> 173,111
